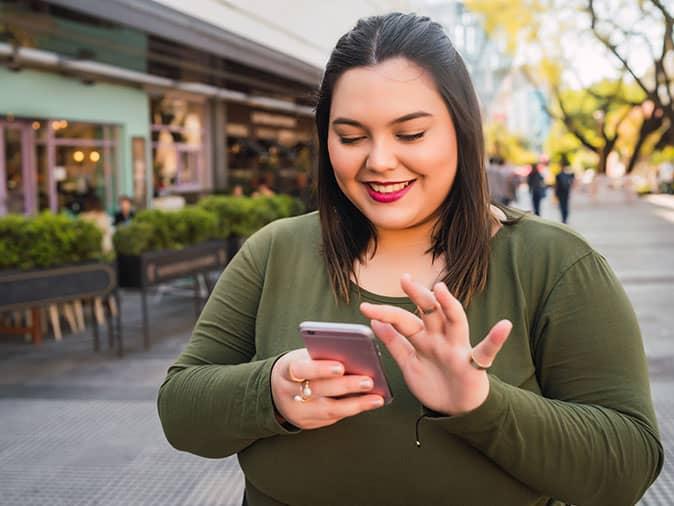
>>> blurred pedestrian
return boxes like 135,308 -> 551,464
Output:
554,157 -> 575,224
80,196 -> 114,253
486,156 -> 505,204
113,195 -> 135,226
158,13 -> 662,506
502,160 -> 520,206
527,163 -> 546,215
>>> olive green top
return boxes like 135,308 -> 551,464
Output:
158,209 -> 663,506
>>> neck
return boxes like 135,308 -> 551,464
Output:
370,219 -> 436,257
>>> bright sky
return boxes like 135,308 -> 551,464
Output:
512,0 -> 661,89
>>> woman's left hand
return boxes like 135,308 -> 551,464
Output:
360,274 -> 512,416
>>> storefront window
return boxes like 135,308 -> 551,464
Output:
224,103 -> 314,198
151,95 -> 208,194
0,116 -> 118,216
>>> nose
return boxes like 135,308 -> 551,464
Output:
365,137 -> 398,173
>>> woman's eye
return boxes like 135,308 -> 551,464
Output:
397,132 -> 425,141
339,136 -> 365,145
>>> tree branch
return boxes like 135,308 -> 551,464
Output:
650,0 -> 673,24
586,0 -> 655,100
556,91 -> 602,151
656,7 -> 674,106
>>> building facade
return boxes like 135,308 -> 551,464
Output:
0,0 -> 324,215
1,0 -> 527,216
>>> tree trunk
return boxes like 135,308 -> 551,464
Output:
626,111 -> 665,174
597,137 -> 617,174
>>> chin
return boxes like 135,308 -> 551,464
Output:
366,215 -> 418,231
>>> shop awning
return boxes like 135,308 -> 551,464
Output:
44,0 -> 323,87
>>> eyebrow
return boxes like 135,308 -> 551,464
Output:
331,111 -> 432,128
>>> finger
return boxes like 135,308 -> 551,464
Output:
318,394 -> 385,422
360,302 -> 424,338
400,273 -> 444,335
288,359 -> 345,382
432,282 -> 469,341
309,375 -> 376,398
472,319 -> 512,367
370,319 -> 415,367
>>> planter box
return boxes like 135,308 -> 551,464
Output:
0,262 -> 120,352
117,240 -> 228,289
227,236 -> 246,261
0,262 -> 116,310
116,240 -> 228,351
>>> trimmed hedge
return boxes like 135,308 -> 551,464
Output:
113,207 -> 218,256
198,194 -> 305,238
113,194 -> 304,256
0,212 -> 103,270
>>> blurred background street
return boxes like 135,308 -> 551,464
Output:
1,187 -> 672,506
1,0 -> 673,504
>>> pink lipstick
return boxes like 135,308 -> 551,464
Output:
365,180 -> 415,203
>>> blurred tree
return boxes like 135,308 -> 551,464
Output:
467,0 -> 673,173
485,120 -> 538,164
536,75 -> 646,173
585,0 -> 672,172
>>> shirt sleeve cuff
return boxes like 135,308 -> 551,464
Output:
421,374 -> 511,435
255,352 -> 301,436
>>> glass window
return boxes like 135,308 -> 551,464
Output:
42,120 -> 117,214
53,143 -> 114,214
2,125 -> 26,214
151,95 -> 207,194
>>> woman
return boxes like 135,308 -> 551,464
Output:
158,13 -> 662,506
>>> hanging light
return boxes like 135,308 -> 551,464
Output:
73,151 -> 85,162
32,121 -> 41,130
89,151 -> 100,162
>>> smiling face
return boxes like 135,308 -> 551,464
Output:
327,57 -> 458,235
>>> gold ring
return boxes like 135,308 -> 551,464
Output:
288,368 -> 305,383
469,350 -> 492,371
418,305 -> 437,316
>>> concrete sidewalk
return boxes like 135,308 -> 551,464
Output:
1,186 -> 672,505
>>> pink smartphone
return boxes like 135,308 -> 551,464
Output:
299,321 -> 393,405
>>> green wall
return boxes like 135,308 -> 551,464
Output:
0,67 -> 150,202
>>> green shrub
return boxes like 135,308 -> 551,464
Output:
111,194 -> 305,256
0,212 -> 103,270
112,222 -> 156,256
198,195 -> 252,238
198,194 -> 305,238
113,206 -> 219,256
171,207 -> 218,246
0,214 -> 31,269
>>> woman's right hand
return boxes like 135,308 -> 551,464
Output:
271,348 -> 385,430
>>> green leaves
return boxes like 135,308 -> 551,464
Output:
0,212 -> 103,270
198,194 -> 305,239
113,195 -> 305,256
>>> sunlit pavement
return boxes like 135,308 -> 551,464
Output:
0,186 -> 672,505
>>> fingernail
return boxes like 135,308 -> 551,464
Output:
332,365 -> 344,375
360,378 -> 373,390
371,397 -> 384,408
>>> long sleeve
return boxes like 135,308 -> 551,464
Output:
423,252 -> 663,505
157,232 -> 296,459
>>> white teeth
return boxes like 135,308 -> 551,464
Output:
369,181 -> 411,193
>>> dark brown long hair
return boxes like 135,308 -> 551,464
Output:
315,13 -> 495,307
